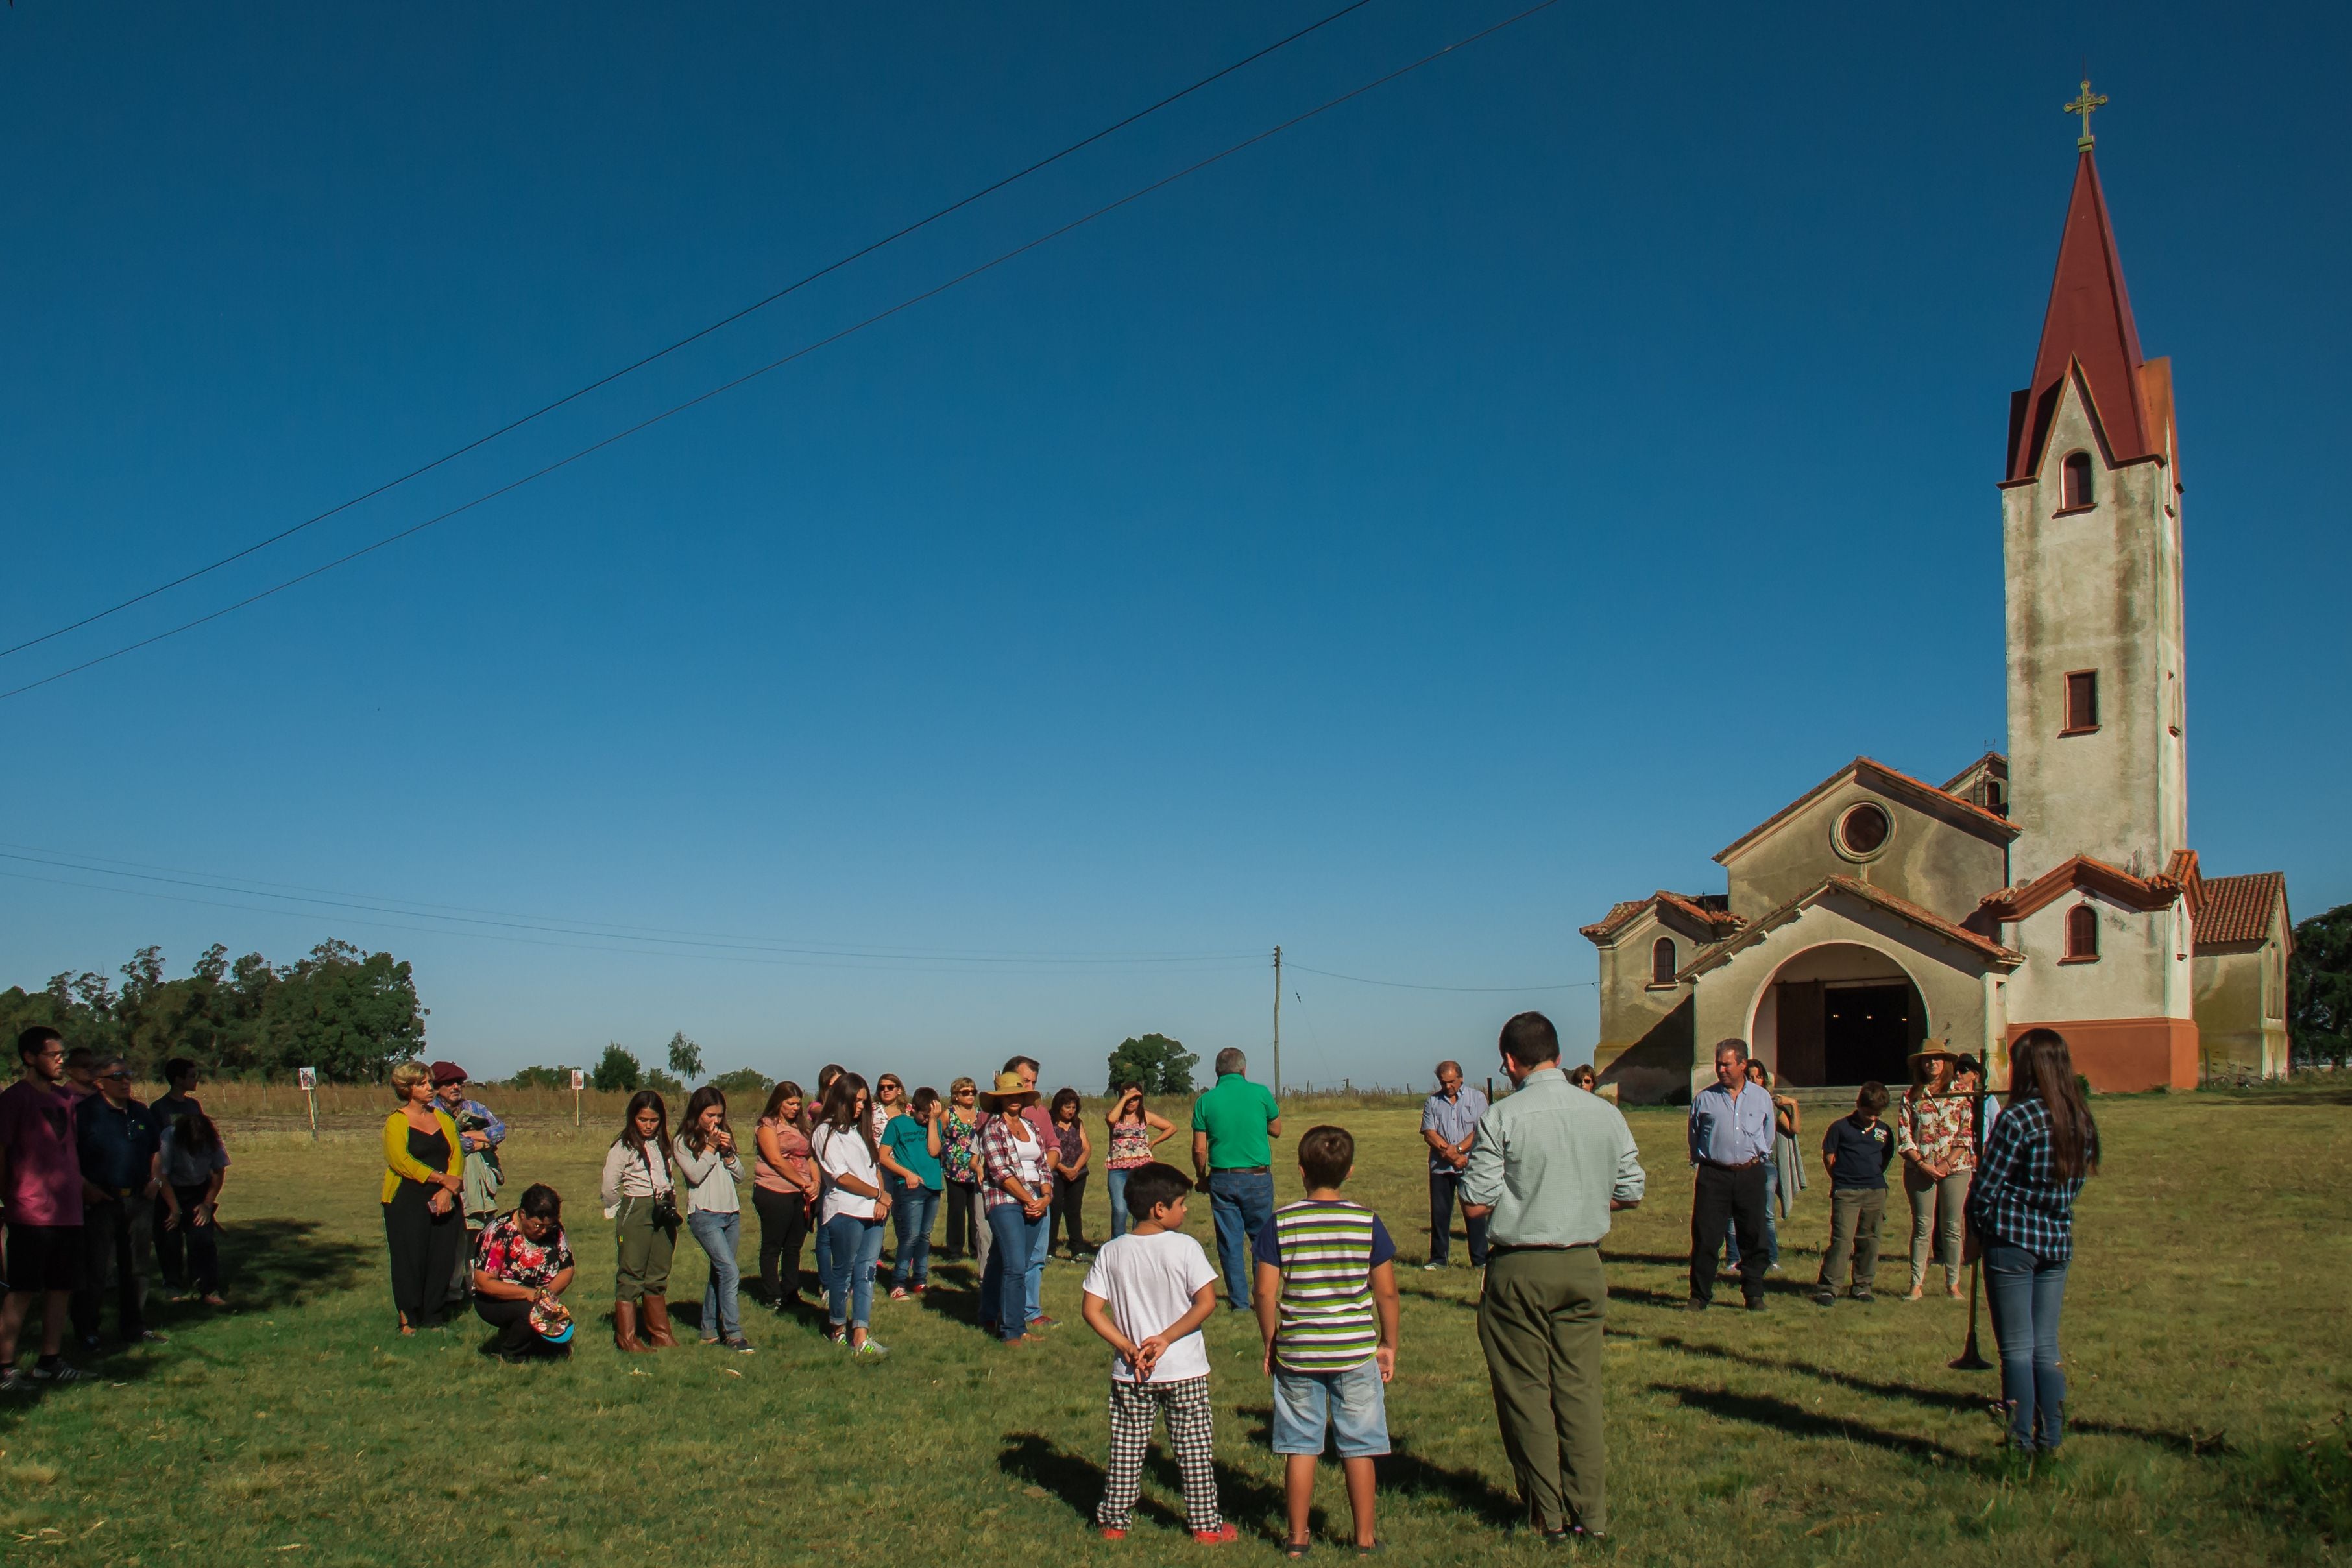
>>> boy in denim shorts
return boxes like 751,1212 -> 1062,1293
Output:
1254,1126 -> 1401,1556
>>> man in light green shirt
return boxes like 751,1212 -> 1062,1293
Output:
1460,1012 -> 1644,1546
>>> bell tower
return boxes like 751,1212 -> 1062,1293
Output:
1999,105 -> 2187,881
1994,87 -> 2198,1091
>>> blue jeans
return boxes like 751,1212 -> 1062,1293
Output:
1026,1194 -> 1050,1320
1725,1160 -> 1780,1270
981,1203 -> 1046,1340
1983,1242 -> 2068,1449
1208,1169 -> 1276,1310
686,1210 -> 743,1342
1108,1167 -> 1134,1238
820,1213 -> 885,1330
891,1183 -> 940,1289
1271,1357 -> 1392,1458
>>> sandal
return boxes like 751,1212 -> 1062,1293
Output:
1285,1543 -> 1312,1559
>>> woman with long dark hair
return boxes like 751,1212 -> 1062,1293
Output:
677,1086 -> 753,1351
598,1090 -> 679,1352
753,1081 -> 819,1309
1966,1028 -> 2099,1453
810,1072 -> 891,1358
878,1085 -> 945,1299
1047,1087 -> 1094,1259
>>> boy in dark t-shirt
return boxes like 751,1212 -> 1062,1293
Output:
1814,1081 -> 1895,1306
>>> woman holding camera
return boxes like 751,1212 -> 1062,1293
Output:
599,1090 -> 680,1353
811,1073 -> 891,1359
677,1086 -> 754,1352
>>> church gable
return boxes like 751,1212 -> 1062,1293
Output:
1714,758 -> 2015,926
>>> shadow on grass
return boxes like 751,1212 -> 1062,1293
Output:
1000,1431 -> 1185,1532
0,1217 -> 371,1432
1229,1405 -> 1518,1529
1651,1335 -> 2231,1456
1651,1382 -> 1963,1462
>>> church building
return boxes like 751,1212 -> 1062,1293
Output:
1582,104 -> 2294,1101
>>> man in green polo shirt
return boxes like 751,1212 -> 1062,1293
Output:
1190,1048 -> 1282,1312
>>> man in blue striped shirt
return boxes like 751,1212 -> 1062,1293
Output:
1686,1039 -> 1776,1312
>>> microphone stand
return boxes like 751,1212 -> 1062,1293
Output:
1949,1070 -> 1993,1372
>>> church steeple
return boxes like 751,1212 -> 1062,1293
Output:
2004,145 -> 2157,482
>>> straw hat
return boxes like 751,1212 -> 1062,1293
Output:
1906,1044 -> 1962,1070
977,1070 -> 1040,1111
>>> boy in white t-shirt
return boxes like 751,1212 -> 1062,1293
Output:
1080,1161 -> 1235,1545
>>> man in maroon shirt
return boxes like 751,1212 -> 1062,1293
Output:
1,1027 -> 94,1388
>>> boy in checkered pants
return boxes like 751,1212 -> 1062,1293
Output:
1079,1161 -> 1235,1544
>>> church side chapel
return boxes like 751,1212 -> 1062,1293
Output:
1584,91 -> 2293,1103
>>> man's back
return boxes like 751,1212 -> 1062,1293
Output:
1463,1070 -> 1644,1248
1193,1074 -> 1278,1168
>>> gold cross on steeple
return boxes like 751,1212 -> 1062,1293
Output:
2064,79 -> 2109,151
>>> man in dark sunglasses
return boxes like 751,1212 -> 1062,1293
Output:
71,1055 -> 166,1352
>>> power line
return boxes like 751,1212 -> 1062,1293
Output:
1284,960 -> 1595,993
0,0 -> 1566,705
0,0 -> 1379,666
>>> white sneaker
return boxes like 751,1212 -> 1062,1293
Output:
1421,1261 -> 1444,1272
851,1340 -> 890,1362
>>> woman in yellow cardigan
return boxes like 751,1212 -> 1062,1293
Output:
382,1059 -> 465,1334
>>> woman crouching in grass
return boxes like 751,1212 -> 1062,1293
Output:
1965,1028 -> 2099,1454
600,1091 -> 681,1353
474,1183 -> 577,1361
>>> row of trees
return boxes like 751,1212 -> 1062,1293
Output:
0,941 -> 428,1083
2290,903 -> 2351,1067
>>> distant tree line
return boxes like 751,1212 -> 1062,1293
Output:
0,940 -> 428,1083
2291,902 -> 2351,1068
509,1034 -> 766,1100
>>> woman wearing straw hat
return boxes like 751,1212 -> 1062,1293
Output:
1896,1044 -> 1976,1301
976,1071 -> 1053,1346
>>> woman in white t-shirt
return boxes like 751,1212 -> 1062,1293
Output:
810,1072 -> 892,1359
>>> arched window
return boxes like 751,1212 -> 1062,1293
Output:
2065,903 -> 2100,961
2062,451 -> 2095,509
1651,937 -> 1677,986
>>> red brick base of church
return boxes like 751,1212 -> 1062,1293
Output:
2007,1017 -> 2199,1092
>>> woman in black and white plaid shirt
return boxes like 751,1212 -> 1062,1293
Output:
1966,1028 -> 2100,1453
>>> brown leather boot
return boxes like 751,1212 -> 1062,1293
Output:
613,1300 -> 653,1353
640,1293 -> 681,1348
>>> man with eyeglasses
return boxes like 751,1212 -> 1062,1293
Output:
0,1028 -> 97,1388
71,1055 -> 165,1351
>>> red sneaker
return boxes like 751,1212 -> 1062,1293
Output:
1192,1524 -> 1239,1545
1098,1528 -> 1128,1541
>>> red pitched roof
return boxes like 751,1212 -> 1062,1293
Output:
2194,872 -> 2289,948
2006,149 -> 2158,482
1580,891 -> 1743,945
1714,757 -> 2018,865
1974,854 -> 2185,927
1679,874 -> 2023,982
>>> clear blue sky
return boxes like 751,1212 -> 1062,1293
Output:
3,1 -> 2344,1089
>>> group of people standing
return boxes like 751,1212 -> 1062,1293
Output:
0,1028 -> 232,1392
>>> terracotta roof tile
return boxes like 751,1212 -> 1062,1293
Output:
1679,874 -> 2022,982
2194,871 -> 2288,948
1579,891 -> 1743,945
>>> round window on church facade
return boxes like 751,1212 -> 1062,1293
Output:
1836,802 -> 1892,860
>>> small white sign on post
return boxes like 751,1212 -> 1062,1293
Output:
298,1067 -> 319,1140
572,1067 -> 585,1126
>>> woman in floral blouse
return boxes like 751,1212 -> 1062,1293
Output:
1897,1046 -> 1976,1300
472,1183 -> 577,1361
938,1077 -> 986,1264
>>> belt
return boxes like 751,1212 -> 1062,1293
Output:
1488,1242 -> 1597,1256
1699,1157 -> 1764,1172
1211,1166 -> 1271,1174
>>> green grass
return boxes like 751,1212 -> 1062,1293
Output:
3,1094 -> 2347,1565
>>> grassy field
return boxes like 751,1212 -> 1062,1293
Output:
2,1092 -> 2347,1565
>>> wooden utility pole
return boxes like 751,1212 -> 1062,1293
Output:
1272,945 -> 1283,1096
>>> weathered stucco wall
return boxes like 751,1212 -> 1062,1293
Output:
1591,907 -> 1697,1103
1687,897 -> 2005,1096
1721,779 -> 2010,926
2005,890 -> 2192,1025
2002,376 -> 2188,884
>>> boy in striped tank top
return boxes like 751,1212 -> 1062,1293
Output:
1254,1126 -> 1401,1557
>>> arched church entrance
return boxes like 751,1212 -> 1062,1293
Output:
1745,942 -> 1928,1088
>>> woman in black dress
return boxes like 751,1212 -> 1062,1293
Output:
380,1059 -> 465,1334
